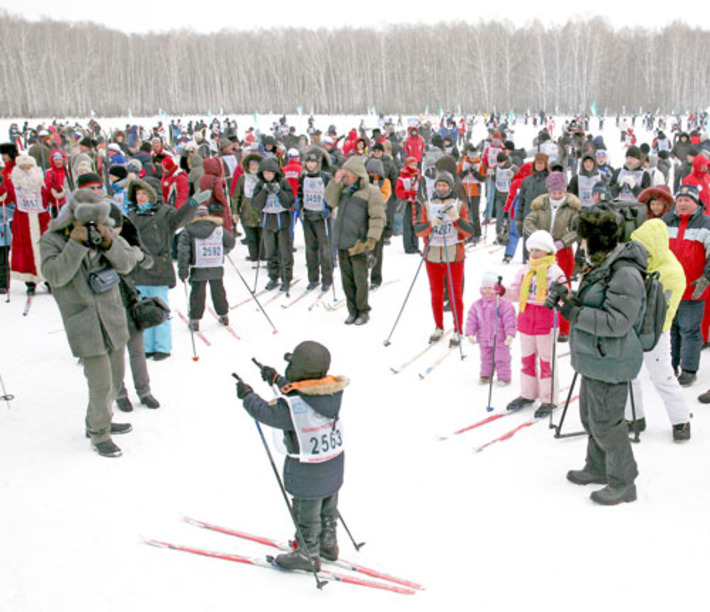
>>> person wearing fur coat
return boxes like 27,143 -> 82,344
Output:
10,155 -> 51,294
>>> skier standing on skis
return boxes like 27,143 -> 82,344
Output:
235,341 -> 348,571
414,171 -> 474,347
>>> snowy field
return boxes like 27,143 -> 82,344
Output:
2,115 -> 710,611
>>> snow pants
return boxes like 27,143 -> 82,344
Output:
425,260 -> 464,334
580,376 -> 638,488
82,346 -> 125,444
136,285 -> 172,354
291,492 -> 339,557
625,331 -> 690,426
519,331 -> 557,404
479,343 -> 512,382
402,202 -> 420,254
264,226 -> 293,283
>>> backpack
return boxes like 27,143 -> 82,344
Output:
606,262 -> 669,352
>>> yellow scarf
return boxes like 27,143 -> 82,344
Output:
519,254 -> 556,312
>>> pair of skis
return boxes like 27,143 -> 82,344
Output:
390,330 -> 459,379
145,516 -> 424,595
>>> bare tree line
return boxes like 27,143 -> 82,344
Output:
0,12 -> 708,118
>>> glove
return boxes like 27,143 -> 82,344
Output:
236,380 -> 253,400
445,206 -> 460,223
557,295 -> 581,323
364,237 -> 377,252
544,281 -> 569,309
467,335 -> 477,345
365,251 -> 376,269
178,271 -> 188,282
554,240 -> 564,250
259,365 -> 279,385
494,283 -> 506,297
431,215 -> 445,229
619,175 -> 635,188
191,188 -> 211,205
691,276 -> 710,300
348,240 -> 367,256
267,182 -> 281,194
504,335 -> 514,346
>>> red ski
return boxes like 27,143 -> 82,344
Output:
176,310 -> 211,346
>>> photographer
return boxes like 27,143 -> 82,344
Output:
546,207 -> 646,505
40,189 -> 144,457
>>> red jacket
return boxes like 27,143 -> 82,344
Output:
404,134 -> 425,163
200,157 -> 232,232
395,166 -> 421,202
667,207 -> 710,300
504,162 -> 534,215
282,160 -> 302,202
342,130 -> 358,157
161,166 -> 189,209
682,156 -> 710,212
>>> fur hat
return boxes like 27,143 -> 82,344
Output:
365,158 -> 384,177
0,143 -> 18,160
533,152 -> 549,167
526,229 -> 556,254
638,185 -> 673,212
109,165 -> 128,181
576,208 -> 621,255
284,341 -> 331,382
48,188 -> 114,233
16,155 -> 36,168
126,159 -> 142,174
546,171 -> 567,192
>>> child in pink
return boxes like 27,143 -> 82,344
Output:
465,272 -> 517,385
504,230 -> 566,415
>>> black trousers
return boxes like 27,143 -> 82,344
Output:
291,492 -> 339,556
303,217 -> 333,286
188,278 -> 228,320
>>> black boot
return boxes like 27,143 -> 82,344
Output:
273,551 -> 320,571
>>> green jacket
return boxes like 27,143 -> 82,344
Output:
570,242 -> 646,383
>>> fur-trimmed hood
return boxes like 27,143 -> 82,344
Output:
531,193 -> 582,212
282,375 -> 349,419
241,151 -> 263,173
127,177 -> 158,205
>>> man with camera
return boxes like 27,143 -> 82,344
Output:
40,189 -> 144,457
545,207 -> 646,505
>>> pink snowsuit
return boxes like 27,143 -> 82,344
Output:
505,262 -> 566,403
465,296 -> 517,381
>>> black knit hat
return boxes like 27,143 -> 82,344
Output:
284,341 -> 331,382
77,173 -> 102,188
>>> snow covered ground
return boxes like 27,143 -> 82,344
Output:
2,116 -> 710,611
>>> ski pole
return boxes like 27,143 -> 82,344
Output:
226,253 -> 278,334
0,373 -> 14,408
441,224 -> 465,361
1,202 -> 9,303
486,276 -> 503,412
382,241 -> 431,347
231,372 -> 327,590
182,281 -> 199,362
547,309 -> 558,428
337,510 -> 365,552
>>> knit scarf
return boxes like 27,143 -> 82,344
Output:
519,254 -> 556,312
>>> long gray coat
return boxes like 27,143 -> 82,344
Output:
40,225 -> 143,358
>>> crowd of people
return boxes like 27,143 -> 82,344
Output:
2,109 -> 710,508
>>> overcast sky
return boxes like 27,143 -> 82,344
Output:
1,0 -> 705,34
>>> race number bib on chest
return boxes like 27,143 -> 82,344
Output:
302,177 -> 325,212
286,395 -> 344,464
264,192 -> 286,214
16,189 -> 46,213
244,175 -> 258,199
194,227 -> 224,268
428,201 -> 458,247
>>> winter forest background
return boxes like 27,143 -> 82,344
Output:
1,12 -> 709,118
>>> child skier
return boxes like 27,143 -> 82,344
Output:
504,230 -> 567,417
465,272 -> 517,385
177,201 -> 236,330
235,341 -> 348,571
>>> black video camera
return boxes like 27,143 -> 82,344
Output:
544,281 -> 569,310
